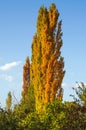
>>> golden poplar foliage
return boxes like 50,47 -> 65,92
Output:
22,57 -> 30,100
31,3 -> 65,113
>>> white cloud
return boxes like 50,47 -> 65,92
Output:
62,82 -> 74,89
62,83 -> 67,87
0,61 -> 21,71
0,74 -> 13,82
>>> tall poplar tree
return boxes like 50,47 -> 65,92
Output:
31,3 -> 65,113
22,57 -> 30,100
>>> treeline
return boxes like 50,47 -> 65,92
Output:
0,3 -> 86,129
0,83 -> 86,129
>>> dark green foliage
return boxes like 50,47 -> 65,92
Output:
62,102 -> 86,130
0,108 -> 19,130
0,98 -> 86,129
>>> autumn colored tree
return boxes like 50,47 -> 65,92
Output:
22,57 -> 30,100
31,3 -> 65,113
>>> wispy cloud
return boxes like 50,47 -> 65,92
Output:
0,74 -> 13,82
0,61 -> 21,71
62,83 -> 67,87
62,82 -> 73,88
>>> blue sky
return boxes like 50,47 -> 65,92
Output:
0,0 -> 86,107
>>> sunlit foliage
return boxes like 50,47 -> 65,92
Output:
31,3 -> 65,113
22,57 -> 30,100
0,3 -> 85,130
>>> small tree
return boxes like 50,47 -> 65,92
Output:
6,92 -> 12,112
76,82 -> 86,106
71,82 -> 86,106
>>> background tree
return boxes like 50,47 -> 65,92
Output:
31,3 -> 65,113
71,82 -> 86,106
22,57 -> 30,100
6,91 -> 12,112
